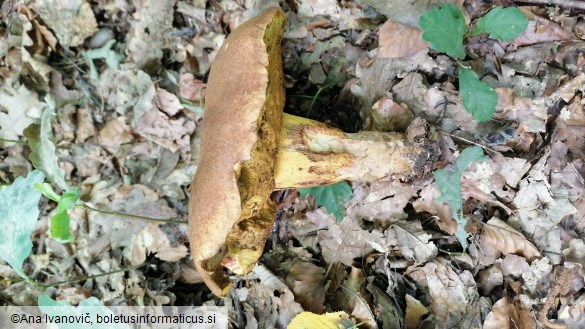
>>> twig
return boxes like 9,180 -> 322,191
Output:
81,202 -> 188,224
512,0 -> 585,10
438,130 -> 498,154
36,264 -> 146,289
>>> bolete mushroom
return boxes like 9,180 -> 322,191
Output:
189,7 -> 434,297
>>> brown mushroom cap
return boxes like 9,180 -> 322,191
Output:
188,7 -> 286,296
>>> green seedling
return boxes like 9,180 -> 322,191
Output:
420,5 -> 528,122
434,146 -> 486,250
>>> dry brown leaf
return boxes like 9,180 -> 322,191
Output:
154,87 -> 182,117
364,96 -> 414,132
134,107 -> 195,155
480,217 -> 542,261
500,254 -> 531,277
495,88 -> 547,133
404,294 -> 429,329
510,150 -> 577,264
315,212 -> 383,266
346,181 -> 415,225
126,0 -> 176,69
377,20 -> 429,59
0,85 -> 44,146
510,16 -> 572,49
483,297 -> 512,329
405,260 -> 479,328
32,0 -> 98,47
75,108 -> 96,143
385,221 -> 438,264
558,295 -> 585,328
285,259 -> 326,314
98,117 -> 134,154
478,265 -> 503,295
241,265 -> 304,327
130,222 -> 188,265
179,72 -> 206,104
522,257 -> 553,295
491,154 -> 531,188
412,182 -> 456,234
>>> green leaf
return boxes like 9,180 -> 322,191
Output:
39,294 -> 130,329
0,170 -> 45,278
34,182 -> 60,202
23,96 -> 69,191
459,67 -> 498,122
83,39 -> 125,80
434,146 -> 486,250
48,188 -> 80,243
299,181 -> 352,220
419,4 -> 466,60
471,6 -> 528,41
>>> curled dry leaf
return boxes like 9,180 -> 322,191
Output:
405,294 -> 429,329
285,259 -> 326,314
480,217 -> 541,261
483,297 -> 511,329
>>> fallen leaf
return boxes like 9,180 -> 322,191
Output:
32,0 -> 97,47
405,294 -> 429,329
314,211 -> 383,266
483,297 -> 512,329
126,0 -> 176,69
285,259 -> 326,313
377,20 -> 429,59
509,16 -> 572,49
406,260 -> 479,328
0,85 -> 44,145
385,221 -> 438,264
480,217 -> 542,261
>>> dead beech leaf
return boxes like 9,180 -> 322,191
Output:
406,260 -> 479,328
510,150 -> 577,264
130,223 -> 188,265
242,265 -> 303,327
347,181 -> 415,225
315,213 -> 383,266
510,16 -> 571,49
98,117 -> 134,154
285,259 -> 326,313
33,0 -> 98,47
377,20 -> 429,59
154,87 -> 182,116
405,294 -> 429,329
558,295 -> 585,327
386,221 -> 438,264
480,217 -> 541,261
412,182 -> 456,234
483,297 -> 511,329
126,0 -> 175,69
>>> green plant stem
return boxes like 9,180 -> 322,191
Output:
80,202 -> 188,224
0,138 -> 27,144
36,264 -> 146,290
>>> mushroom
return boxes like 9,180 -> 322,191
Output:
188,7 -> 434,297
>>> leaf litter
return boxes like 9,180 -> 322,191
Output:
1,0 -> 585,327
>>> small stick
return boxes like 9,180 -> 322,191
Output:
512,0 -> 585,10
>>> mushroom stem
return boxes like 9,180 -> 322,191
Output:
274,113 -> 432,188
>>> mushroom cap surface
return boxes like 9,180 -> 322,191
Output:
188,7 -> 286,296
